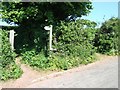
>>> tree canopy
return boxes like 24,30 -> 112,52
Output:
1,2 -> 92,26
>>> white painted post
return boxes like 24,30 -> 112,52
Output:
49,25 -> 53,51
44,25 -> 56,51
9,30 -> 15,50
44,25 -> 52,50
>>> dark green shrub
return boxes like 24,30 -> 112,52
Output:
0,29 -> 22,80
94,17 -> 119,55
21,50 -> 48,69
53,19 -> 97,61
21,51 -> 82,70
0,30 -> 15,67
47,53 -> 70,70
21,50 -> 36,64
30,53 -> 48,69
1,63 -> 23,80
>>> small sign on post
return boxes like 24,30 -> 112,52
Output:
9,30 -> 15,50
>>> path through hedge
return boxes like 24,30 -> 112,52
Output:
0,57 -> 55,88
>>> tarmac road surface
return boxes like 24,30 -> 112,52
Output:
27,56 -> 118,88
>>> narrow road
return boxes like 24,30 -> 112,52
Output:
27,56 -> 118,88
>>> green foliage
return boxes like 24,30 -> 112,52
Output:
1,2 -> 93,55
21,19 -> 97,71
1,1 -> 119,81
53,19 -> 97,60
0,29 -> 15,68
30,53 -> 48,69
21,50 -> 48,69
94,17 -> 119,55
0,29 -> 23,80
1,2 -> 92,25
14,27 -> 48,56
1,63 -> 23,80
21,50 -> 96,71
1,1 -> 97,73
47,54 -> 73,70
21,51 -> 80,70
21,50 -> 36,64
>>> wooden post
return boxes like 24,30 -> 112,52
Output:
9,30 -> 15,50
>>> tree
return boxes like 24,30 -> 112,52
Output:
1,1 -> 93,55
1,2 -> 92,25
94,17 -> 119,55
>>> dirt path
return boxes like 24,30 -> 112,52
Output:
0,58 -> 56,89
0,54 -> 118,89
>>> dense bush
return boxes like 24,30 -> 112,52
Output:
94,17 -> 119,55
21,19 -> 97,70
1,63 -> 23,80
53,19 -> 97,60
0,29 -> 23,80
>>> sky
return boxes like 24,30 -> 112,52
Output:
81,2 -> 118,27
0,1 -> 118,26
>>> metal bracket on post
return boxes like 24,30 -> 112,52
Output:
44,25 -> 56,51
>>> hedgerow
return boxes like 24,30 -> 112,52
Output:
53,19 -> 97,60
94,17 -> 119,55
19,18 -> 119,72
0,29 -> 23,80
21,19 -> 97,70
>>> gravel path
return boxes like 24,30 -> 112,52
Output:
0,55 -> 118,89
